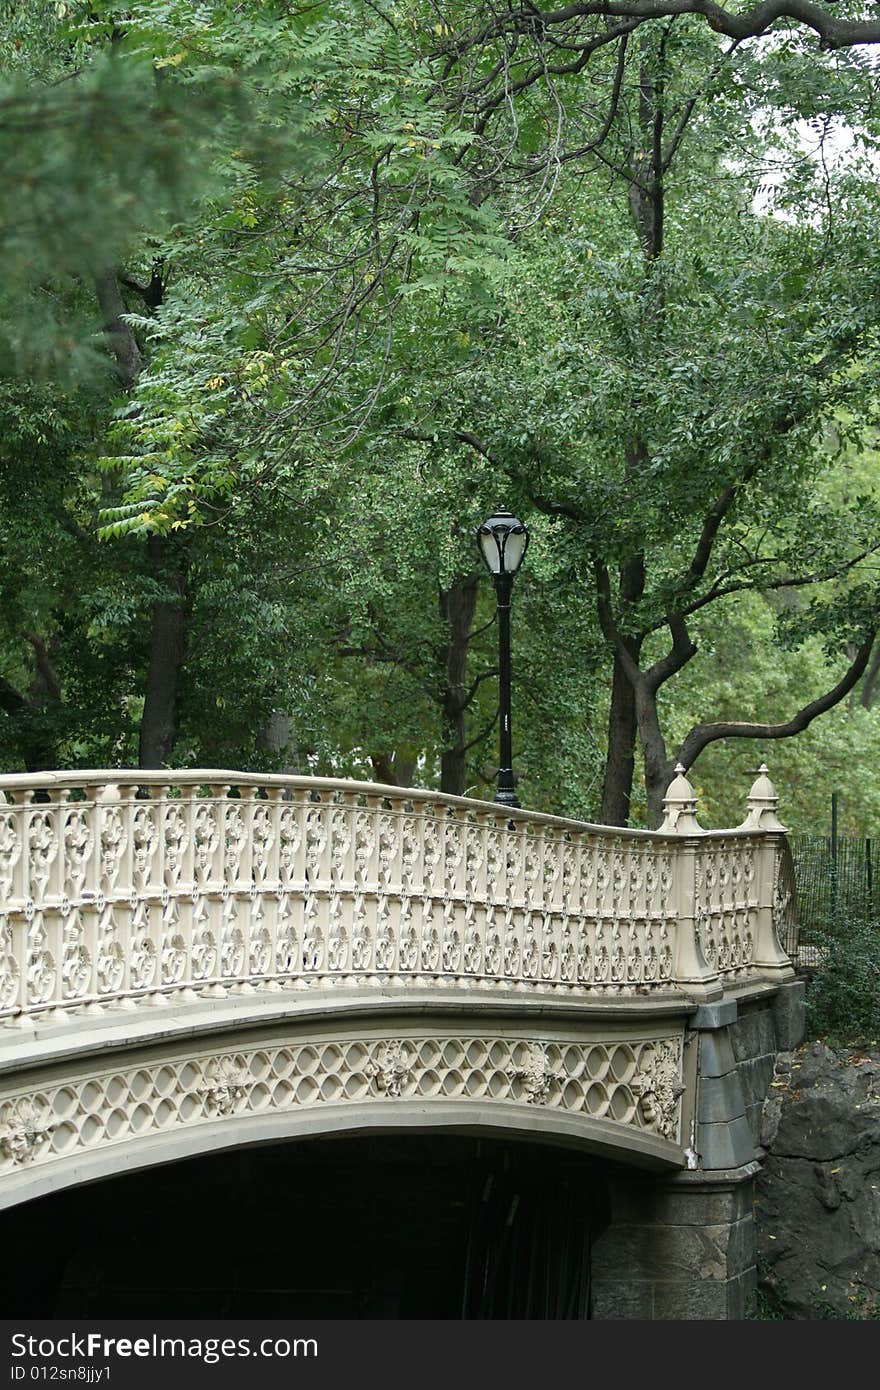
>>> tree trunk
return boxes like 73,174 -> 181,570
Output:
138,535 -> 187,768
600,641 -> 641,824
861,643 -> 880,709
599,540 -> 646,825
370,752 -> 417,787
440,744 -> 467,798
94,269 -> 143,390
628,49 -> 665,263
622,49 -> 666,822
95,266 -> 189,770
636,684 -> 675,829
439,575 -> 478,796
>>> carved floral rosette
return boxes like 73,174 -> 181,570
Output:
507,1042 -> 564,1105
630,1039 -> 685,1142
365,1040 -> 413,1098
198,1056 -> 251,1116
0,1096 -> 53,1165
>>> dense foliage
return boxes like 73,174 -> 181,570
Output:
805,908 -> 880,1040
4,1 -> 880,832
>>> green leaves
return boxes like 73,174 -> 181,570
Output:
6,2 -> 880,819
0,27 -> 233,376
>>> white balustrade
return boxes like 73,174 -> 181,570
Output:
0,767 -> 794,1026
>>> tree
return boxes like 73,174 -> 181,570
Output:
0,375 -> 152,771
381,17 -> 880,823
81,7 -> 880,812
7,0 -> 880,830
0,0 -> 236,768
75,0 -> 515,768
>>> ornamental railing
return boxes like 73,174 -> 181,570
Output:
0,766 -> 794,1028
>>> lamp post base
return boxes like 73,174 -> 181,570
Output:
494,787 -> 521,809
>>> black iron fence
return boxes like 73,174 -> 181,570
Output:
789,834 -> 879,942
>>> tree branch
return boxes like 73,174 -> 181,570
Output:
644,611 -> 698,692
462,667 -> 500,708
661,38 -> 743,173
463,710 -> 499,754
441,2 -> 880,58
595,560 -> 646,684
677,629 -> 877,767
25,632 -> 62,703
676,540 -> 880,621
453,428 -> 507,469
339,630 -> 440,707
683,481 -> 740,591
119,259 -> 165,310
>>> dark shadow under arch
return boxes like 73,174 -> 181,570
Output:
1,1134 -> 611,1319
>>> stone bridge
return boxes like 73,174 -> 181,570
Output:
0,765 -> 804,1318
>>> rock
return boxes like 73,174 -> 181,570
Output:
756,1040 -> 880,1318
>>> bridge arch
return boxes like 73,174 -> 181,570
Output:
0,1008 -> 687,1212
2,1131 -> 612,1318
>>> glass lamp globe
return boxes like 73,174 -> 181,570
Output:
476,509 -> 530,576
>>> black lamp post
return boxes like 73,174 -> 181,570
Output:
476,508 -> 530,808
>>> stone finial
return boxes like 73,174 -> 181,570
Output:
659,763 -> 703,834
741,763 -> 787,832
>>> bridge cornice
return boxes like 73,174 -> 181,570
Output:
0,767 -> 783,843
0,1010 -> 694,1210
0,987 -> 703,1076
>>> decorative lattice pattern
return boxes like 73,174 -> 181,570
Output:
694,844 -> 758,976
0,771 -> 792,1024
0,1031 -> 685,1178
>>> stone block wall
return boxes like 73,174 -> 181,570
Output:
590,1167 -> 759,1319
730,999 -> 779,1143
692,980 -> 806,1164
730,981 -> 805,1145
